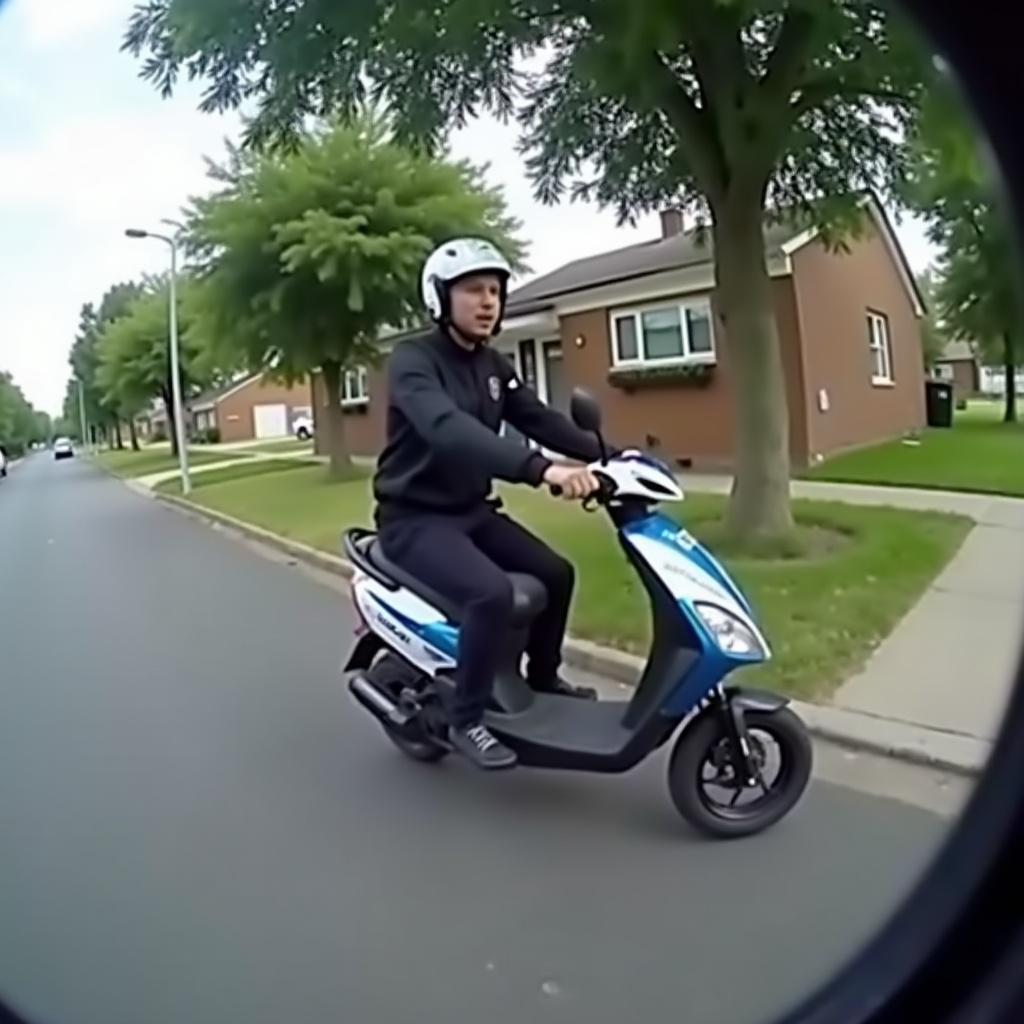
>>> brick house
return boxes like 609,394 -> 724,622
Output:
933,341 -> 980,402
190,373 -> 315,443
314,197 -> 926,469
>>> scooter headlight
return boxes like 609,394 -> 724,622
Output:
693,602 -> 764,658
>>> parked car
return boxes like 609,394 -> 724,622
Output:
53,437 -> 74,460
0,445 -> 7,477
293,414 -> 314,441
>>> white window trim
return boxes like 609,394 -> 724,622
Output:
609,296 -> 717,369
341,366 -> 369,407
868,311 -> 894,386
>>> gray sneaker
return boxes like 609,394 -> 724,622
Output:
449,723 -> 517,770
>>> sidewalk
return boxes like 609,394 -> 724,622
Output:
680,473 -> 1023,752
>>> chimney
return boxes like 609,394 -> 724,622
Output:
660,208 -> 684,239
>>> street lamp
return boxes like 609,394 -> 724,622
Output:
125,223 -> 191,495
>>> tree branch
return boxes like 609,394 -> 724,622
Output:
759,7 -> 820,105
644,50 -> 725,196
789,77 -> 914,119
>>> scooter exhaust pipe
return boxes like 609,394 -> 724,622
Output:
348,673 -> 413,728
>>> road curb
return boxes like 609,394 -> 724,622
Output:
150,489 -> 988,778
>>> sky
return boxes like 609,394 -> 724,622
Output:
0,0 -> 941,417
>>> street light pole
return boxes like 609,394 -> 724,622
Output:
125,225 -> 191,496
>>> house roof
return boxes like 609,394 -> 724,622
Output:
506,195 -> 925,319
189,373 -> 258,411
937,340 -> 976,362
506,221 -> 800,313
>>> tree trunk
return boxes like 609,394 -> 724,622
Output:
714,190 -> 795,540
320,361 -> 355,479
113,420 -> 124,450
128,418 -> 140,451
1003,333 -> 1017,423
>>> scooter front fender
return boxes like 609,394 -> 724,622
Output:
723,686 -> 789,714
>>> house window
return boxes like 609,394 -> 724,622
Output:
341,366 -> 369,406
611,298 -> 716,366
868,311 -> 894,384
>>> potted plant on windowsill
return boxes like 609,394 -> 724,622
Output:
607,362 -> 716,392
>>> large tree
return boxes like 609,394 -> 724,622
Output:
905,82 -> 1023,421
125,0 -> 931,538
0,371 -> 49,458
182,115 -> 524,478
68,282 -> 148,448
96,278 -> 212,455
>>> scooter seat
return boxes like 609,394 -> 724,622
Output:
367,540 -> 548,627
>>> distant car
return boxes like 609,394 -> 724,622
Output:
0,446 -> 7,477
53,437 -> 74,460
293,415 -> 314,441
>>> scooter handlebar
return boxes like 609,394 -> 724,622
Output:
547,472 -> 616,503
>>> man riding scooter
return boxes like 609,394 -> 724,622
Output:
372,238 -> 620,770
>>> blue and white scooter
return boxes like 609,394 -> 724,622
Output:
343,389 -> 812,838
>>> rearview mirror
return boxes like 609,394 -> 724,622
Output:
570,388 -> 602,433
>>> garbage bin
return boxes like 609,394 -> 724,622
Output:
925,380 -> 954,428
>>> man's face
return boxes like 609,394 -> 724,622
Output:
449,273 -> 503,341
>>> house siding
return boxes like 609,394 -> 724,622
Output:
556,279 -> 811,470
310,367 -> 388,457
215,376 -> 315,443
790,225 -> 925,460
936,359 -> 979,402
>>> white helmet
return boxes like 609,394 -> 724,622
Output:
421,238 -> 512,334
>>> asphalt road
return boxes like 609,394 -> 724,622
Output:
1,455 -> 963,1024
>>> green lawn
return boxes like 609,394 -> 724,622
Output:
166,463 -> 970,701
806,401 -> 1024,497
159,458 -> 320,493
94,447 -> 252,478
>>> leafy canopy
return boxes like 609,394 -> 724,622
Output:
96,278 -> 211,410
183,115 -> 525,381
126,0 -> 930,223
904,79 -> 1023,364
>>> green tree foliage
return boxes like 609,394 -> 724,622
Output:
0,372 -> 49,458
126,0 -> 932,538
904,80 -> 1023,421
182,115 -> 524,477
67,282 -> 147,448
96,278 -> 213,455
915,268 -> 951,371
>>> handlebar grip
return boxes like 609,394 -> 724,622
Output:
548,484 -> 563,497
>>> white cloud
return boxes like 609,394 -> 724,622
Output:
0,107 -> 239,228
14,0 -> 129,47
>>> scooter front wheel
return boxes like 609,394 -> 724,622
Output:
668,707 -> 812,838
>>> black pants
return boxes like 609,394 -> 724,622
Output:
378,507 -> 575,727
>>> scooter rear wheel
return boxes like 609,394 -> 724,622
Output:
365,653 -> 449,764
668,707 -> 812,838
382,723 -> 448,763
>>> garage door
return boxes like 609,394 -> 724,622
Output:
252,403 -> 289,439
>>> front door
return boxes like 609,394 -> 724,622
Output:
542,341 -> 568,414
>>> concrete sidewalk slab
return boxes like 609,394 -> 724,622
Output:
831,519 -> 1023,743
678,472 -> 1021,523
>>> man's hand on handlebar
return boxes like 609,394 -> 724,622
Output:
543,463 -> 602,500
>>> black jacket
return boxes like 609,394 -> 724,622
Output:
373,329 -> 605,520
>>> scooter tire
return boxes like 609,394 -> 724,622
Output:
668,706 -> 812,839
381,723 -> 449,764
